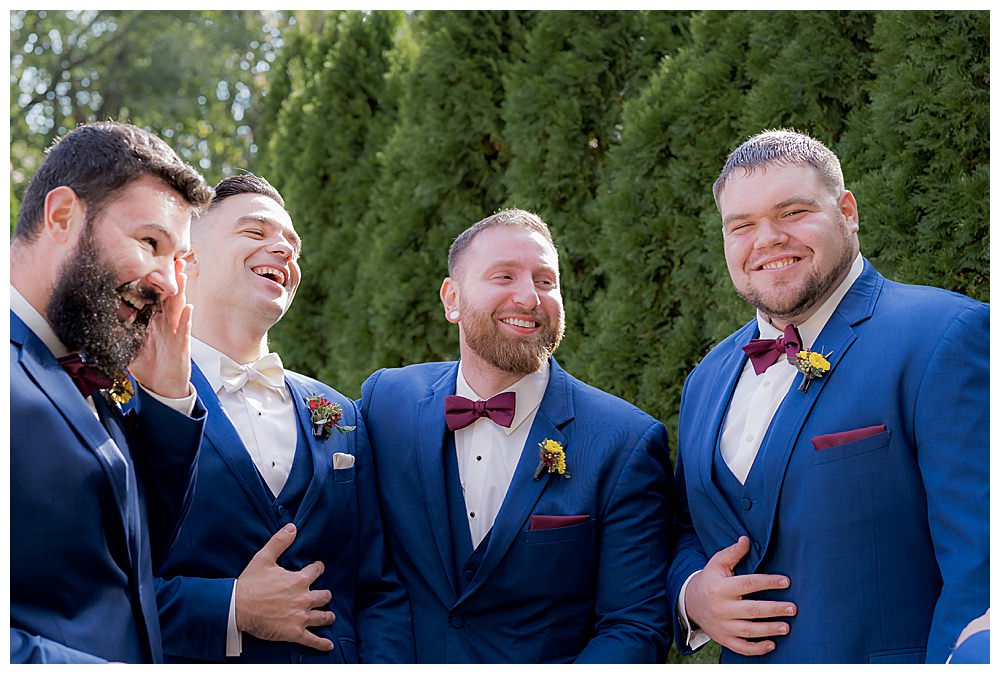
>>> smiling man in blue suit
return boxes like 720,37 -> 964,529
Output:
668,130 -> 988,664
154,175 -> 413,663
10,122 -> 212,662
361,209 -> 674,663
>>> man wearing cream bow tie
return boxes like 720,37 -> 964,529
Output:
155,175 -> 413,663
361,209 -> 675,663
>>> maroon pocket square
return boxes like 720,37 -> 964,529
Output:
529,514 -> 590,531
811,424 -> 887,450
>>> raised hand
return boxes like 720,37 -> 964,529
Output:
685,536 -> 797,656
130,257 -> 193,399
235,524 -> 335,652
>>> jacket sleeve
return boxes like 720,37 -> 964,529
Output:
10,628 -> 107,663
154,575 -> 235,661
575,421 -> 673,664
914,302 -> 989,663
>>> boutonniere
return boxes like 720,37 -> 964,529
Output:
103,371 -> 134,406
305,394 -> 356,439
533,438 -> 570,480
789,348 -> 832,392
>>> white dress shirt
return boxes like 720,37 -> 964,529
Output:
680,254 -> 864,648
454,360 -> 550,549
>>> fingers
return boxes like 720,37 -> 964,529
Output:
255,524 -> 297,565
301,560 -> 325,584
305,609 -> 336,628
295,630 -> 334,652
726,637 -> 778,657
728,572 -> 791,597
709,536 -> 751,573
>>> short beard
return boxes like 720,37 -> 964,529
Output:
463,304 -> 565,376
738,229 -> 856,324
47,226 -> 159,377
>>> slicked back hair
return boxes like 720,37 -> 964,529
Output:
14,121 -> 211,242
713,129 -> 845,206
448,208 -> 556,277
208,173 -> 285,209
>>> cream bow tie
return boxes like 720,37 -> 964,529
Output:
220,352 -> 286,396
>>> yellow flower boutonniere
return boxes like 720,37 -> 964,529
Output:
533,438 -> 570,480
105,372 -> 134,406
789,348 -> 832,392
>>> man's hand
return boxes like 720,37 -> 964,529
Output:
236,524 -> 335,651
130,258 -> 193,399
685,536 -> 797,656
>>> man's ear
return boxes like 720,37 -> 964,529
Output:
43,186 -> 85,243
182,250 -> 198,278
440,277 -> 461,323
839,190 -> 860,234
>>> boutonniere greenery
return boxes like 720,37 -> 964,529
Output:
104,371 -> 134,406
789,348 -> 832,392
533,438 -> 570,480
305,394 -> 357,439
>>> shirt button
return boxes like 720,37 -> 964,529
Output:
476,455 -> 482,461
744,434 -> 754,443
762,380 -> 771,388
469,512 -> 476,518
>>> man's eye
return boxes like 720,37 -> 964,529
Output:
143,237 -> 158,251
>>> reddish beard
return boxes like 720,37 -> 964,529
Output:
461,303 -> 564,375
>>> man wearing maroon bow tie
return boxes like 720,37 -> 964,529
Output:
154,175 -> 413,663
668,130 -> 988,664
10,121 -> 212,662
361,209 -> 675,663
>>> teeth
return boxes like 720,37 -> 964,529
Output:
252,266 -> 286,285
502,318 -> 536,328
762,258 -> 796,271
121,291 -> 144,310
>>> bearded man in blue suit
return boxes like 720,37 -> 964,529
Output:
154,175 -> 413,663
10,122 -> 212,662
361,209 -> 674,663
668,130 -> 988,664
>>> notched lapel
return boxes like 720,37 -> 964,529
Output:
285,376 -> 344,526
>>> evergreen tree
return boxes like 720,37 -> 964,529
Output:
501,11 -> 690,365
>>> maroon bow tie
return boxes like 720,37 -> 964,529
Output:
57,353 -> 113,398
742,323 -> 803,375
444,392 -> 517,431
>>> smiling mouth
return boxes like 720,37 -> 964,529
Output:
756,256 -> 800,271
500,316 -> 540,329
117,284 -> 158,325
251,265 -> 287,287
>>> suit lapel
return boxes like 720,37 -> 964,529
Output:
191,363 -> 279,528
457,359 -> 573,604
414,364 -> 463,603
285,376 -> 333,526
11,313 -> 131,551
695,322 -> 759,544
751,262 -> 881,569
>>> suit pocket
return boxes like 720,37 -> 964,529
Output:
332,465 -> 355,483
336,637 -> 358,664
868,646 -> 924,664
524,518 -> 594,544
813,427 -> 891,464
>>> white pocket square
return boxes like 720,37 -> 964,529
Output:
332,452 -> 355,469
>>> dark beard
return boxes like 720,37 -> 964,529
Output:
462,304 -> 565,376
47,229 -> 159,378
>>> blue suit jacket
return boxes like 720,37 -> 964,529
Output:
360,358 -> 673,663
668,261 -> 989,663
155,364 -> 414,663
10,311 -> 204,663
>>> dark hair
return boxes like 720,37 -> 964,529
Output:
14,121 -> 212,242
448,208 -> 556,276
209,173 -> 285,209
713,128 -> 845,206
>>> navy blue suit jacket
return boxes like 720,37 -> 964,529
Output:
361,358 -> 673,663
10,311 -> 204,663
155,364 -> 414,663
668,261 -> 989,663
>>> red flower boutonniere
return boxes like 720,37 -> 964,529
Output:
305,395 -> 356,439
533,438 -> 570,480
789,348 -> 832,392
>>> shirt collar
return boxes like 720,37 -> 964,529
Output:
756,253 -> 864,346
10,284 -> 71,358
455,359 -> 551,436
192,338 -> 287,399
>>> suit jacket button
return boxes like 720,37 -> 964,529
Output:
741,498 -> 752,510
449,615 -> 466,629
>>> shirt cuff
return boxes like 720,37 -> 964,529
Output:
140,383 -> 197,417
226,579 -> 242,658
678,569 -> 712,650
